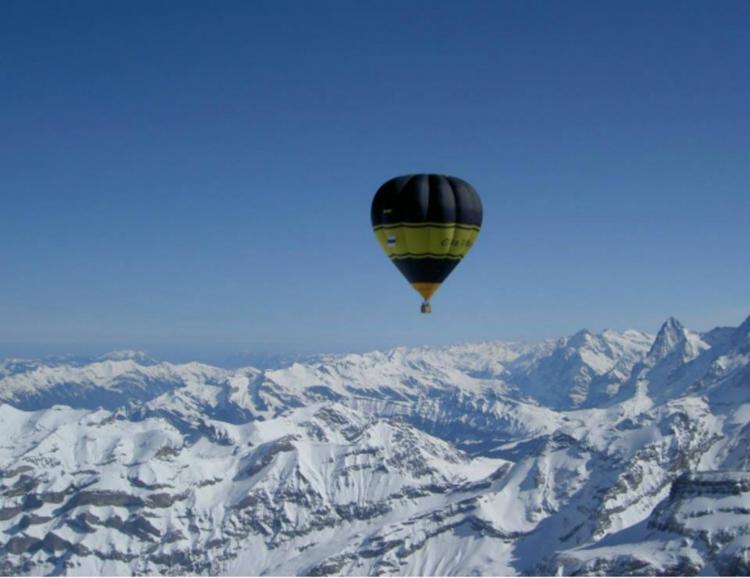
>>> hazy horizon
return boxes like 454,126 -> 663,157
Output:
2,310 -> 748,367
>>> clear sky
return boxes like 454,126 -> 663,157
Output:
1,1 -> 749,361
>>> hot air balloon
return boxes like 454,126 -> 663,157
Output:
371,174 -> 483,313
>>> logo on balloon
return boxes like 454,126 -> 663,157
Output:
441,238 -> 473,248
387,236 -> 397,247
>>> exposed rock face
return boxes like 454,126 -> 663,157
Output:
0,316 -> 749,575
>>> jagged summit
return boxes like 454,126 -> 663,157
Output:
737,314 -> 750,340
648,316 -> 686,360
567,328 -> 594,348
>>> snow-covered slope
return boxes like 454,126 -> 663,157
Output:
0,358 -> 231,412
546,471 -> 750,575
507,328 -> 653,408
0,403 -> 507,575
0,315 -> 749,575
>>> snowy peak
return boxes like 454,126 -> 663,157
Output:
566,328 -> 594,349
647,317 -> 708,364
648,317 -> 687,361
627,315 -> 750,405
737,315 -> 750,345
509,328 -> 653,409
96,350 -> 156,365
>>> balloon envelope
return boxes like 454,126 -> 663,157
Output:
371,174 -> 482,306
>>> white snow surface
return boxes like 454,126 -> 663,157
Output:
1,316 -> 749,575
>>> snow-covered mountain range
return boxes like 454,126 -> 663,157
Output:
1,315 -> 749,575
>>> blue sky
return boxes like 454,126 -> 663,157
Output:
1,1 -> 748,360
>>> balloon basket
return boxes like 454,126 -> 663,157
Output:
420,302 -> 432,314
